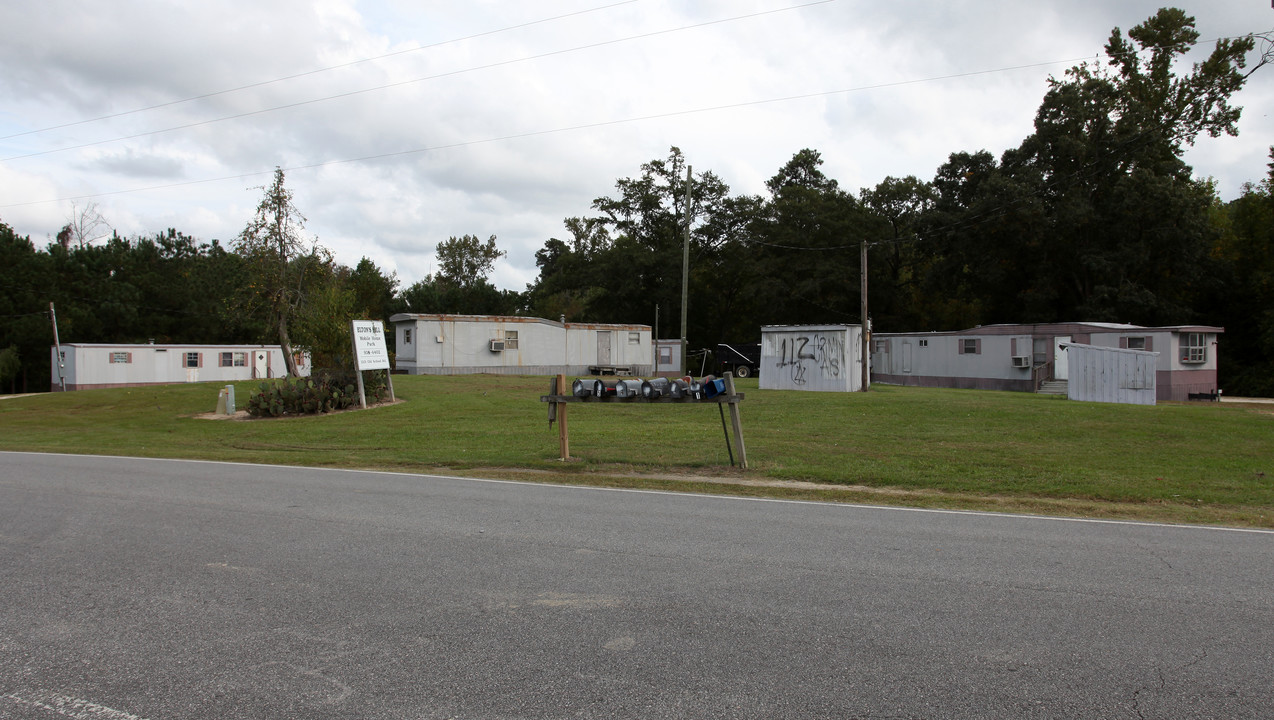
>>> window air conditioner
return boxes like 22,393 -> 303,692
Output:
489,339 -> 505,352
1011,355 -> 1031,368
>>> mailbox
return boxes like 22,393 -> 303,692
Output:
641,377 -> 670,398
702,375 -> 725,399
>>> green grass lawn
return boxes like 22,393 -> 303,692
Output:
2,375 -> 1271,527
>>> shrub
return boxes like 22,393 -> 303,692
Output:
245,370 -> 389,417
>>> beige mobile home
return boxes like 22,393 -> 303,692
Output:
390,314 -> 652,376
52,343 -> 309,391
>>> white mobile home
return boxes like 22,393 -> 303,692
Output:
870,322 -> 1221,402
760,324 -> 868,392
390,313 -> 652,376
52,343 -> 309,391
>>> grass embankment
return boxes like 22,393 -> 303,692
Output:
1,375 -> 1271,527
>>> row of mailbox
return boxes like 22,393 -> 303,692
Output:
572,375 -> 728,400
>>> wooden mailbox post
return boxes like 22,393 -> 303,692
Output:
540,373 -> 747,469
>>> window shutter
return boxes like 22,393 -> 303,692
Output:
1119,337 -> 1128,349
197,353 -> 203,368
1010,339 -> 1017,355
975,339 -> 982,355
958,341 -> 965,355
1145,337 -> 1153,352
127,352 -> 133,363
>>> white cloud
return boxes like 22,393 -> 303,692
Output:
1,0 -> 1270,289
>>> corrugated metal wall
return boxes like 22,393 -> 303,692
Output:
1063,343 -> 1158,405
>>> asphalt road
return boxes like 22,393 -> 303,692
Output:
1,452 -> 1271,719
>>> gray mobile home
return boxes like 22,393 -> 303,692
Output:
870,322 -> 1221,402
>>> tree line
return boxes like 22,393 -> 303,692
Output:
2,8 -> 1271,395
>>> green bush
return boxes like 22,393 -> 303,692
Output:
245,370 -> 389,417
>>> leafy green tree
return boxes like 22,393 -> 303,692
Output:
402,235 -> 521,315
0,220 -> 53,392
909,8 -> 1261,329
531,146 -> 737,344
1207,149 -> 1274,395
1009,8 -> 1257,324
748,149 -> 881,329
232,169 -> 326,377
436,234 -> 504,288
860,175 -> 937,330
348,257 -> 399,321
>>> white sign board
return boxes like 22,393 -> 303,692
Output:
351,320 -> 391,370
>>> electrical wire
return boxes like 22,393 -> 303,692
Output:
1,0 -> 838,162
0,0 -> 640,142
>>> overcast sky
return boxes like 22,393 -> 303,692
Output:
1,0 -> 1270,293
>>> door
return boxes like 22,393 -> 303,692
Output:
152,349 -> 170,384
254,350 -> 269,379
1054,336 -> 1071,380
597,332 -> 612,366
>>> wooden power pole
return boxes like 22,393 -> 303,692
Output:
860,240 -> 869,392
680,165 -> 692,375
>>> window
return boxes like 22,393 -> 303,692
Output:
874,339 -> 888,352
403,329 -> 412,344
1126,337 -> 1146,350
628,332 -> 640,344
659,346 -> 672,363
219,352 -> 246,367
504,330 -> 519,349
1182,333 -> 1206,363
185,352 -> 200,368
918,339 -> 928,348
109,351 -> 130,364
960,338 -> 980,355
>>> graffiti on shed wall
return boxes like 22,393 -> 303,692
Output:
773,332 -> 847,386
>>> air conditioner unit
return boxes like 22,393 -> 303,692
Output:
489,339 -> 505,352
1011,355 -> 1031,368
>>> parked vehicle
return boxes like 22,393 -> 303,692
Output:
716,342 -> 761,379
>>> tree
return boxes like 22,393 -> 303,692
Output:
748,149 -> 879,329
65,201 -> 112,249
232,168 -> 325,377
906,8 -> 1263,329
436,234 -> 504,288
0,345 -> 18,394
348,257 -> 399,321
1006,8 -> 1258,324
531,146 -> 736,338
1206,148 -> 1274,395
860,175 -> 937,329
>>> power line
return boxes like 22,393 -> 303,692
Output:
0,58 -> 1082,209
2,0 -> 838,163
2,28 -> 1263,211
0,0 -> 640,142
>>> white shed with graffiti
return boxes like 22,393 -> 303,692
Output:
759,324 -> 867,392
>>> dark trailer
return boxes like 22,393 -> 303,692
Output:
716,342 -> 761,378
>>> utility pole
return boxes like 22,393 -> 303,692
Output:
680,164 -> 692,375
50,302 -> 66,392
860,240 -> 869,392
